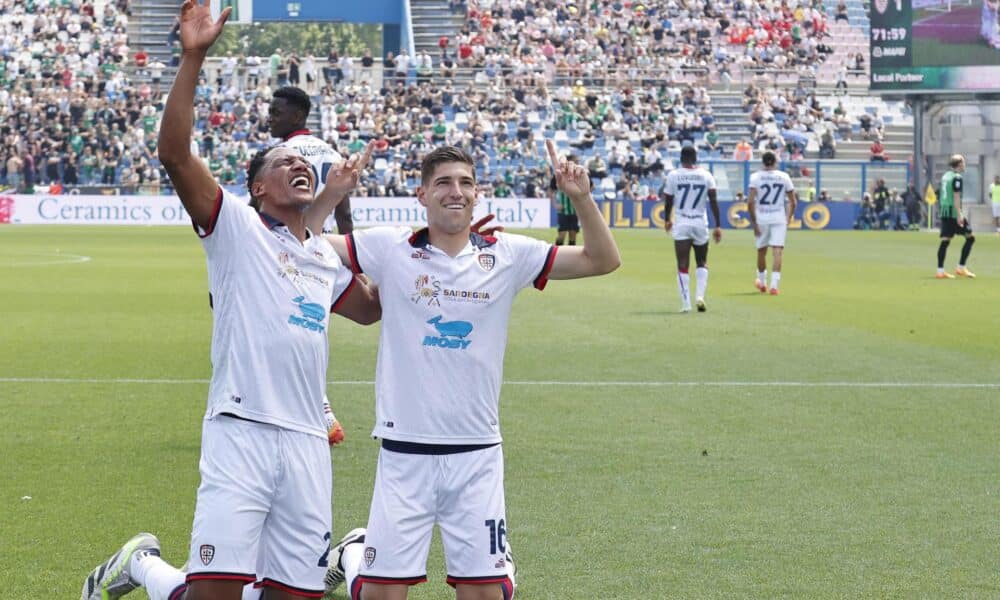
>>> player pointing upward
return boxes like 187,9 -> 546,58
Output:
662,145 -> 721,312
81,2 -> 379,599
747,151 -> 797,295
319,140 -> 620,600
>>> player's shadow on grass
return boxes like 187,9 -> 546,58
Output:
631,310 -> 696,316
725,291 -> 767,296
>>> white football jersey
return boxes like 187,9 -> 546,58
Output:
749,168 -> 795,225
199,188 -> 355,438
277,131 -> 344,231
663,166 -> 717,226
348,226 -> 556,445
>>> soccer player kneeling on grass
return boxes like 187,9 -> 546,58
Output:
318,141 -> 621,600
81,3 -> 381,599
747,150 -> 797,295
662,145 -> 722,313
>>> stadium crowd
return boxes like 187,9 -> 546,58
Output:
1,0 -> 900,202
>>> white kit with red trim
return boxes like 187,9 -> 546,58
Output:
348,226 -> 556,445
198,188 -> 355,438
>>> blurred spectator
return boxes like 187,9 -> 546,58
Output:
703,125 -> 723,156
855,193 -> 877,229
902,183 -> 923,228
166,16 -> 180,46
870,138 -> 889,162
872,179 -> 891,229
134,48 -> 149,76
21,151 -> 36,193
835,1 -> 850,22
889,188 -> 908,230
819,128 -> 836,158
734,139 -> 753,161
7,153 -> 23,192
587,155 -> 608,179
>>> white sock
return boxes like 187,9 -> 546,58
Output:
937,267 -> 945,274
677,271 -> 690,306
757,270 -> 767,284
131,554 -> 186,600
242,585 -> 262,599
323,398 -> 336,428
342,542 -> 365,598
770,271 -> 781,290
696,267 -> 708,300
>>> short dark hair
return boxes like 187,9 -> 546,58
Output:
272,86 -> 311,117
246,145 -> 279,209
762,151 -> 777,167
421,146 -> 476,185
680,145 -> 697,166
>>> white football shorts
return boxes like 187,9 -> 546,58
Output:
358,443 -> 512,588
187,414 -> 331,595
671,221 -> 709,245
992,203 -> 1000,218
755,222 -> 787,249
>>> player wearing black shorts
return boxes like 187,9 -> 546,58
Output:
936,154 -> 976,279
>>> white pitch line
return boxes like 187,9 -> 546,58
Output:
0,377 -> 998,389
0,252 -> 91,267
2,252 -> 92,267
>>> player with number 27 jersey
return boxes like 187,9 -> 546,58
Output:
747,152 -> 797,295
749,169 -> 795,225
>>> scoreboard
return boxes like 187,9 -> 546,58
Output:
870,0 -> 1000,93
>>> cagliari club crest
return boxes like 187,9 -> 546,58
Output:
200,544 -> 215,565
364,546 -> 377,568
478,253 -> 496,271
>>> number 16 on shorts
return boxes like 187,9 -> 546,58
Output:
485,518 -> 507,555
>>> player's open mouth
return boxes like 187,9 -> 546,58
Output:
290,175 -> 311,191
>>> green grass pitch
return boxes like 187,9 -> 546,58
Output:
1,225 -> 998,598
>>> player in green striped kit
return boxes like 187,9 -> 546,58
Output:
936,154 -> 976,279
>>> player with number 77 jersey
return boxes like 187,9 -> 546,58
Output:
662,146 -> 721,313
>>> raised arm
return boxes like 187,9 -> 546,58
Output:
157,0 -> 231,231
304,141 -> 374,234
544,139 -> 621,279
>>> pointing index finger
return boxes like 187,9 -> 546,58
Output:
545,139 -> 560,173
358,140 -> 375,171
